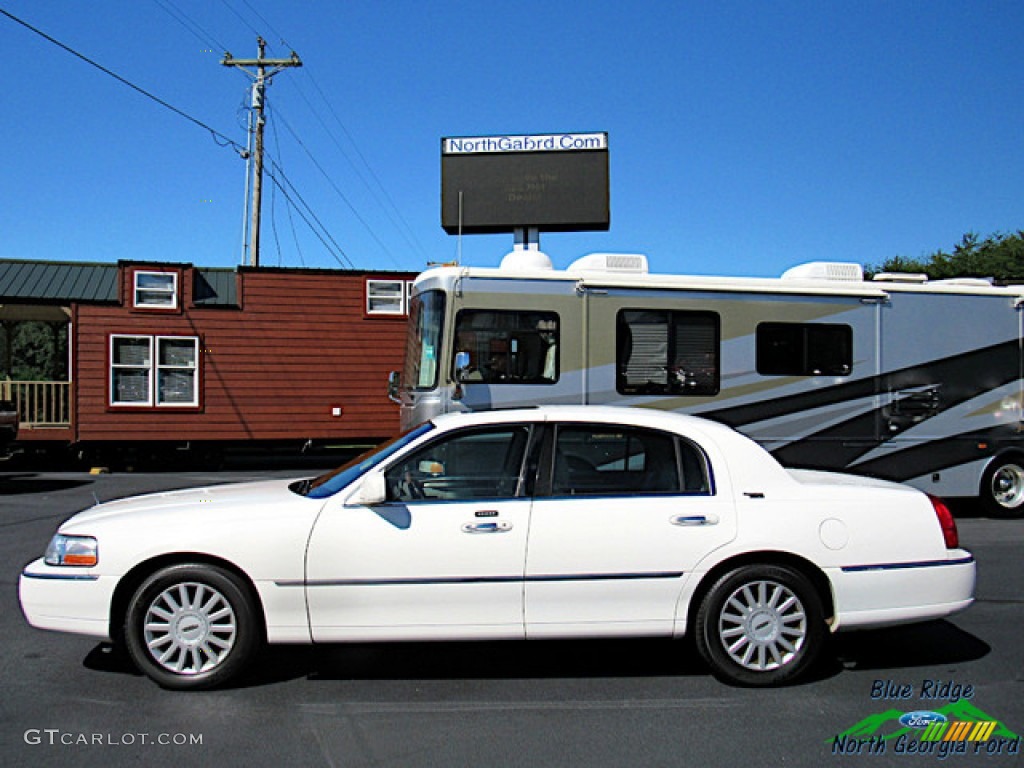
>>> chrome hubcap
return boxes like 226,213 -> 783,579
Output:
718,580 -> 807,671
143,582 -> 237,675
992,464 -> 1024,509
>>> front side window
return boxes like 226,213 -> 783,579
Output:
617,310 -> 719,396
403,289 -> 446,390
134,271 -> 178,309
110,335 -> 199,407
551,425 -> 705,496
453,310 -> 558,384
385,425 -> 531,502
756,322 -> 852,376
305,422 -> 435,499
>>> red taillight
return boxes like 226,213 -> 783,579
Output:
929,495 -> 959,549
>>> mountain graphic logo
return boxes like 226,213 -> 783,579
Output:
829,700 -> 1019,744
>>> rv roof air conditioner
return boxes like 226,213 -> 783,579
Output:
781,261 -> 864,282
499,248 -> 554,272
872,272 -> 929,284
567,253 -> 649,275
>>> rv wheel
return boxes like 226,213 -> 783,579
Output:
981,457 -> 1024,518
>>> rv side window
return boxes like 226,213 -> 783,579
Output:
453,310 -> 558,384
756,322 -> 852,376
616,310 -> 720,396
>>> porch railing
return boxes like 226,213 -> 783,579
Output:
0,380 -> 71,427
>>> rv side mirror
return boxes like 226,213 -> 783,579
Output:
348,472 -> 387,506
454,351 -> 471,381
387,371 -> 401,403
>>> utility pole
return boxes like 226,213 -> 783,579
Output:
222,38 -> 302,267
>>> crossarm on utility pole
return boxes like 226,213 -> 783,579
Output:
221,37 -> 302,267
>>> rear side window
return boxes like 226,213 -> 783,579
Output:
550,425 -> 710,496
617,310 -> 719,396
756,322 -> 852,376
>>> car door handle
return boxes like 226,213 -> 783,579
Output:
462,521 -> 513,534
670,514 -> 719,526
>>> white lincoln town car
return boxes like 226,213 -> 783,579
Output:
20,406 -> 975,689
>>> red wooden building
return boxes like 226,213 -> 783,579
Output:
0,258 -> 417,459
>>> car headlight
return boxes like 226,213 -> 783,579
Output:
44,534 -> 98,567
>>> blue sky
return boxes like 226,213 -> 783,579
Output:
2,1 -> 1022,277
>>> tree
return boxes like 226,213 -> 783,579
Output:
1,321 -> 68,380
866,231 -> 1024,283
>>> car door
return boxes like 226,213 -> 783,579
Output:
305,424 -> 534,642
524,422 -> 737,637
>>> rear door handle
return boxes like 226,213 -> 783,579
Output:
670,514 -> 719,526
462,521 -> 513,534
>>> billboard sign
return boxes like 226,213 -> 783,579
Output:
441,132 -> 609,235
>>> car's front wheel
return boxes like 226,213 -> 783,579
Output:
695,564 -> 825,686
124,563 -> 261,690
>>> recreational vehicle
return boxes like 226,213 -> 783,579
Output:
389,250 -> 1024,516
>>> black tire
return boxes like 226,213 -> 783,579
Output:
695,564 -> 825,687
980,456 -> 1024,518
124,563 -> 261,690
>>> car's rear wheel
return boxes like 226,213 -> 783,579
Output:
695,564 -> 825,686
124,563 -> 260,690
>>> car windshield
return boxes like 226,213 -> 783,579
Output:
296,422 -> 435,499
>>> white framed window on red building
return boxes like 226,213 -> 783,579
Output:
109,335 -> 199,407
365,279 -> 414,316
133,271 -> 178,309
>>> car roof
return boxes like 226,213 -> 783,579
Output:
431,404 -> 741,441
428,405 -> 794,491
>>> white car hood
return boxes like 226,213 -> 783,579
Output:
64,478 -> 307,528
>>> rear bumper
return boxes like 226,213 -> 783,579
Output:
829,551 -> 976,631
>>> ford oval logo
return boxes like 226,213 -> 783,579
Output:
899,711 -> 948,729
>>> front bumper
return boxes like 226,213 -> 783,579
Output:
19,558 -> 114,639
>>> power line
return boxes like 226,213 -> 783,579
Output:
219,0 -> 262,41
264,157 -> 355,269
150,0 -> 228,54
272,107 -> 399,265
0,6 -> 244,156
268,108 -> 306,267
308,72 -> 429,260
289,73 -> 428,265
237,0 -> 291,49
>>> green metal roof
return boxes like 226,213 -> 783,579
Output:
0,259 -> 238,306
0,259 -> 117,302
193,268 -> 237,306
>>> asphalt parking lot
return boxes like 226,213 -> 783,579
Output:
2,467 -> 1022,768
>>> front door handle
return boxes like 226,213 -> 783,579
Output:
462,521 -> 513,534
670,514 -> 719,526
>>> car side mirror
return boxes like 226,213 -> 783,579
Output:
348,472 -> 387,506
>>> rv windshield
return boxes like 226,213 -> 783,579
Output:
403,289 -> 446,391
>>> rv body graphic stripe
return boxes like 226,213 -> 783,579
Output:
703,339 -> 1021,483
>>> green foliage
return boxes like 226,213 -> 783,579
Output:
867,231 -> 1024,283
0,321 -> 69,380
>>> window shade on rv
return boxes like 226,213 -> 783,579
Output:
617,310 -> 719,396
